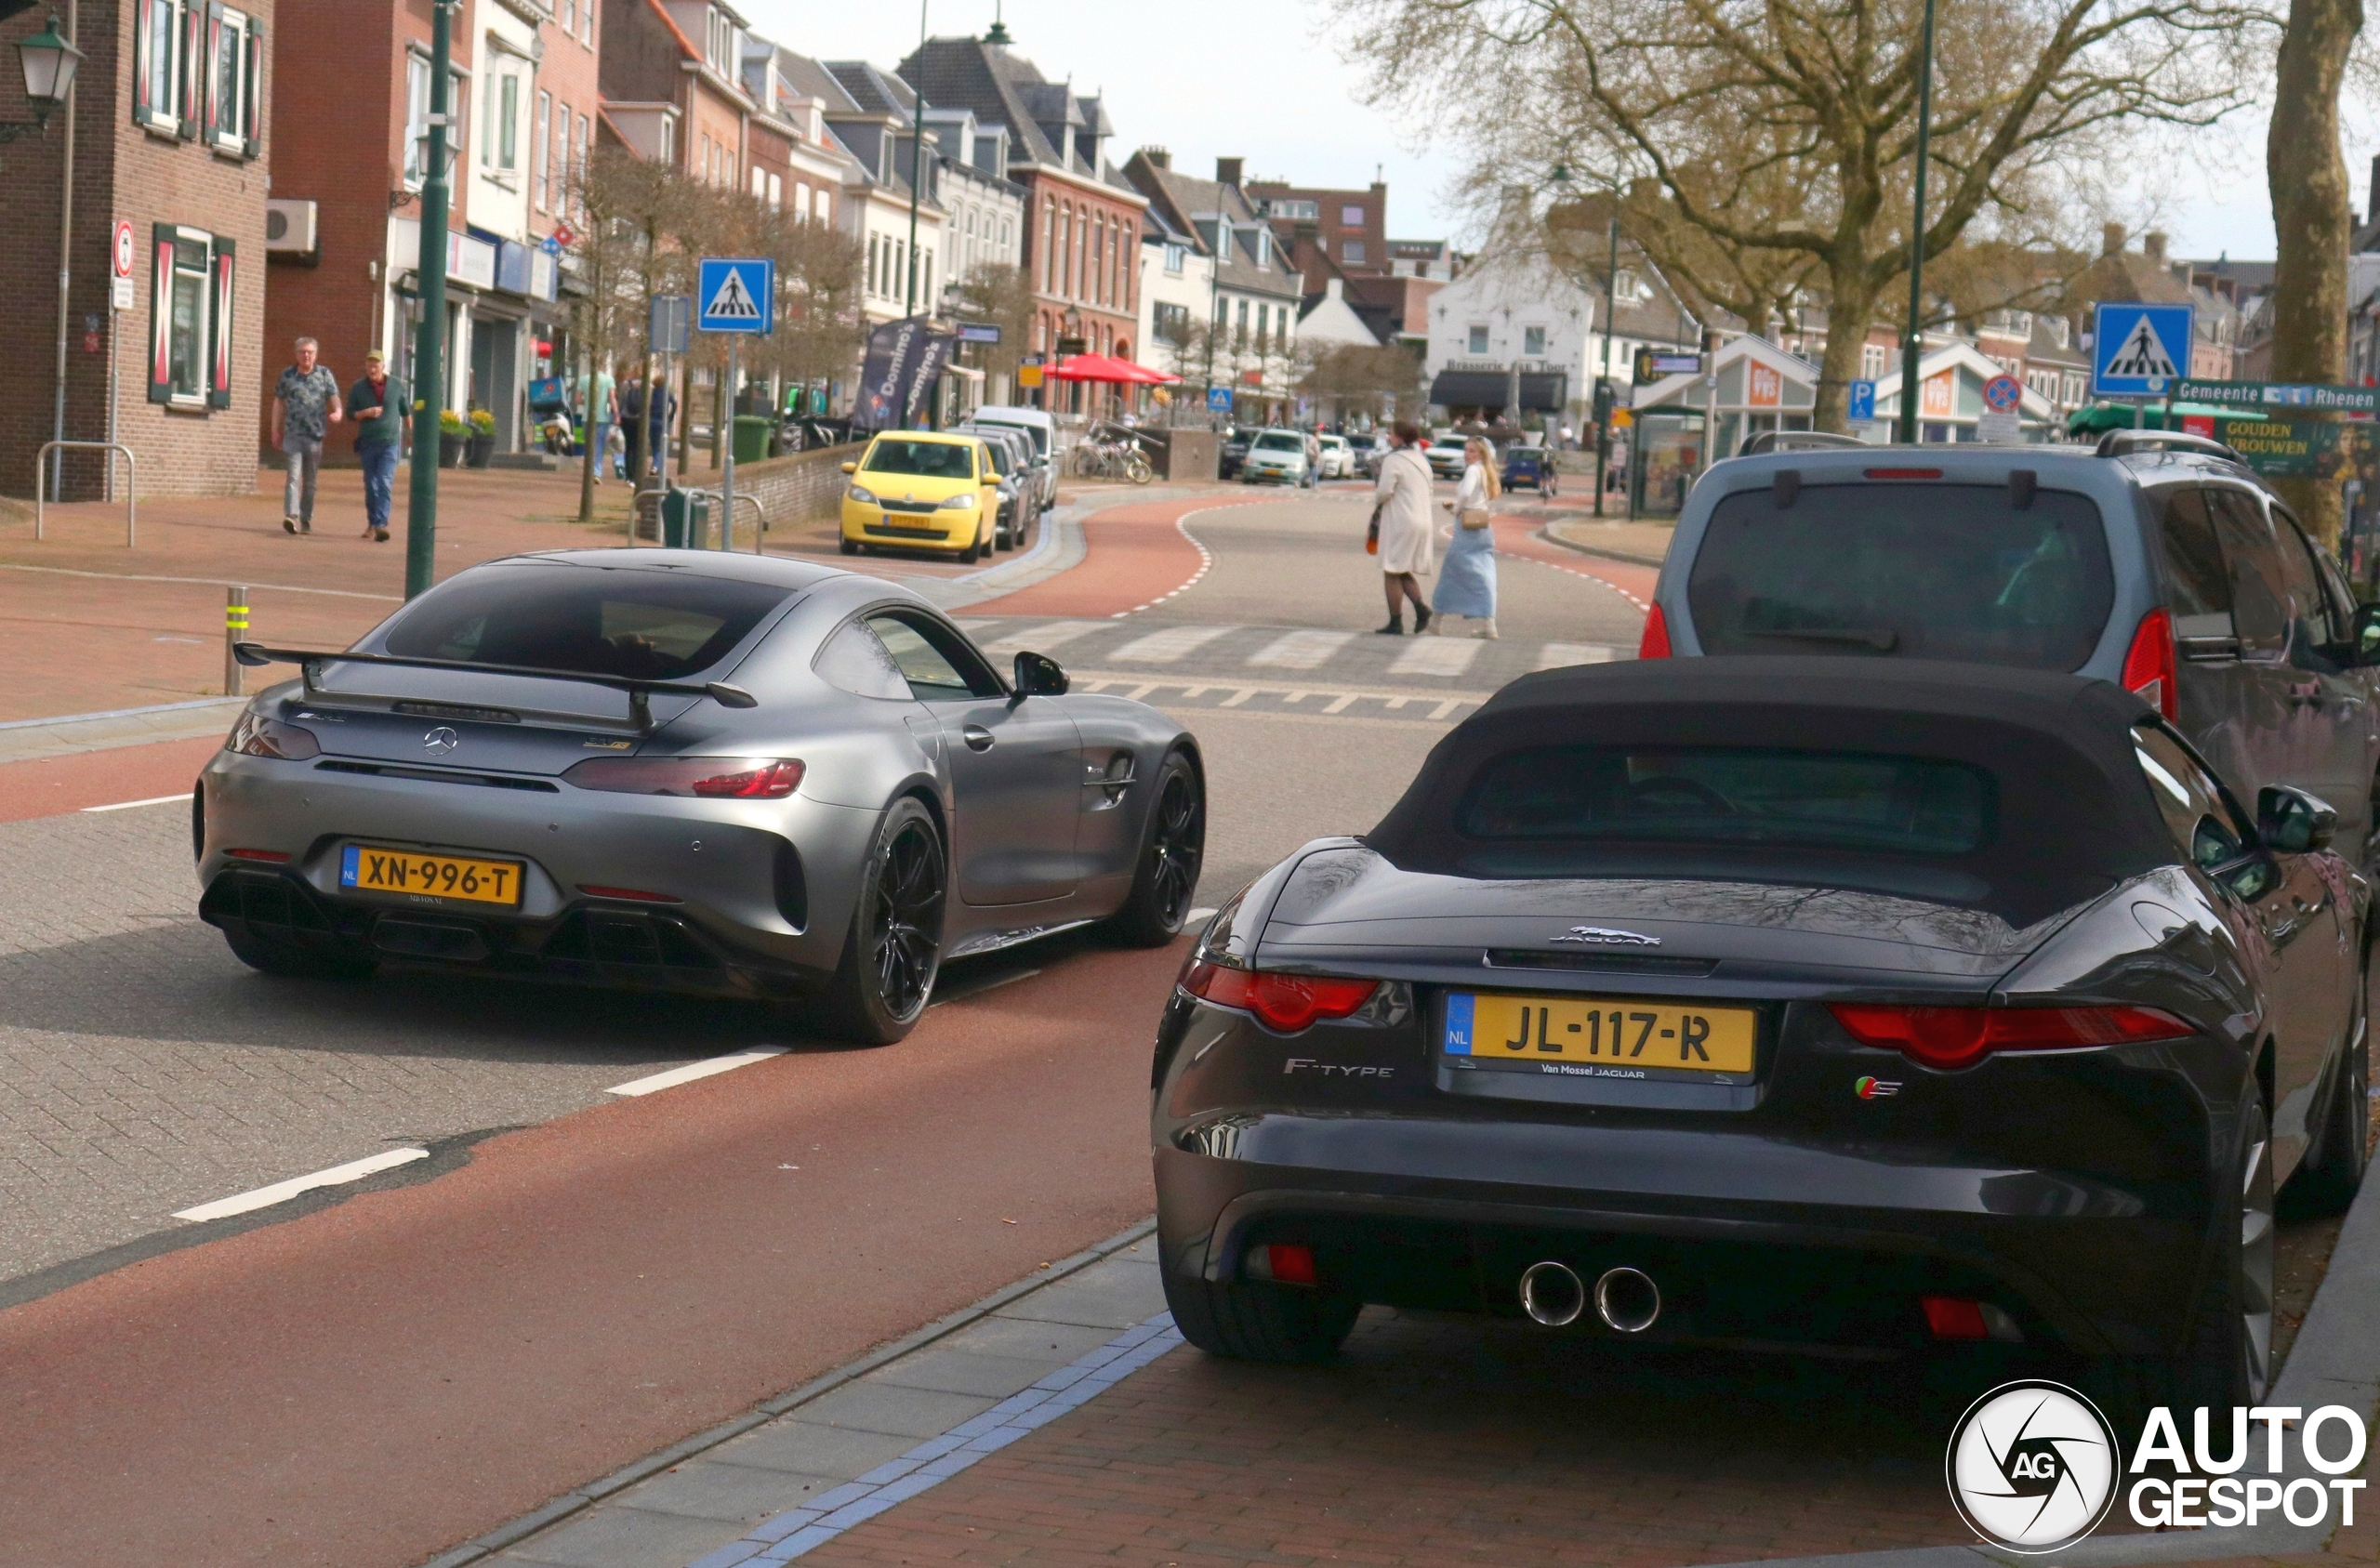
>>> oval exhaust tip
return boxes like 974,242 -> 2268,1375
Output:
1518,1260 -> 1585,1327
1594,1266 -> 1661,1334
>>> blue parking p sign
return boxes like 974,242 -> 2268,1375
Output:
696,257 -> 774,335
2093,303 -> 2192,397
1847,379 -> 1875,422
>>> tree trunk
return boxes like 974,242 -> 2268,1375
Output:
2267,0 -> 2363,546
576,340 -> 597,524
1812,260 -> 1883,433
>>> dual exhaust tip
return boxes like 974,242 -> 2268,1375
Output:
1519,1260 -> 1660,1334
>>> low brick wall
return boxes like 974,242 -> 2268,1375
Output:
633,442 -> 863,543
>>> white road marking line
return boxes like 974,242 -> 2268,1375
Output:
1221,688 -> 1255,707
977,620 -> 1107,654
1388,638 -> 1484,678
1179,685 -> 1208,699
1125,683 -> 1160,700
1386,697 -> 1409,710
953,619 -> 998,630
1430,699 -> 1464,719
1107,624 -> 1236,663
1537,642 -> 1616,669
173,1147 -> 429,1222
1247,628 -> 1353,669
1188,906 -> 1219,924
1322,694 -> 1358,714
83,792 -> 194,812
1284,691 -> 1307,705
1079,679 -> 1113,692
604,1047 -> 789,1098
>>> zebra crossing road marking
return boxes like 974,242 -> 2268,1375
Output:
1221,689 -> 1255,706
1108,624 -> 1236,663
1388,637 -> 1485,678
1248,628 -> 1354,669
978,620 -> 1108,653
1430,699 -> 1463,719
1323,694 -> 1358,713
1536,642 -> 1616,669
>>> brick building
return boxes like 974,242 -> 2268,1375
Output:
898,33 -> 1145,406
1246,176 -> 1387,279
1,0 -> 274,501
602,0 -> 753,189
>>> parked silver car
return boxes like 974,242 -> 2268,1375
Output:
200,552 -> 1207,1043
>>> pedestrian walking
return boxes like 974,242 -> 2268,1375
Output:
271,337 -> 343,534
346,349 -> 409,543
619,374 -> 648,486
646,377 -> 678,483
1369,421 -> 1435,635
1434,437 -> 1501,639
578,363 -> 617,486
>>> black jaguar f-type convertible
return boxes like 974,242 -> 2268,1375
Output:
1150,659 -> 2369,1413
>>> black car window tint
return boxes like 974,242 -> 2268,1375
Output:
866,616 -> 975,701
2273,511 -> 2340,654
383,564 -> 789,680
2133,722 -> 2266,892
2308,523 -> 2361,636
867,613 -> 1005,700
1683,483 -> 2115,670
2156,487 -> 2234,639
813,619 -> 913,701
1455,745 -> 1993,855
971,438 -> 1009,475
862,440 -> 976,481
2206,489 -> 2289,655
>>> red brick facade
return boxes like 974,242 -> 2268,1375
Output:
1,0 -> 275,501
1024,169 -> 1141,413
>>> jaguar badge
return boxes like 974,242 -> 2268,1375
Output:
1551,926 -> 1660,946
422,726 -> 460,755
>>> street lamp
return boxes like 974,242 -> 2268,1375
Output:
1549,162 -> 1624,517
404,0 -> 461,599
0,12 -> 81,141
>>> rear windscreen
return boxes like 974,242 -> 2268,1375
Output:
1686,484 -> 2114,669
1458,745 -> 1993,856
383,563 -> 789,680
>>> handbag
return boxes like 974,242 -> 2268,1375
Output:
1366,504 -> 1382,555
1460,508 -> 1493,531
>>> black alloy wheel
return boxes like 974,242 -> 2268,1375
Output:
1106,752 -> 1205,947
820,798 -> 945,1045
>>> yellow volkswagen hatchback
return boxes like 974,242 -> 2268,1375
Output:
840,432 -> 998,562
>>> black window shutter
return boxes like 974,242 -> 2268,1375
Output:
148,225 -> 176,404
242,21 -> 261,158
208,239 -> 235,409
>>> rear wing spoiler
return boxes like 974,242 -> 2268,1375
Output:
231,643 -> 756,732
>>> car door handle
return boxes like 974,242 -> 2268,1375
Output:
961,725 -> 995,752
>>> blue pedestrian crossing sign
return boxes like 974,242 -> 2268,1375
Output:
1207,386 -> 1234,412
697,257 -> 774,335
1846,379 -> 1876,421
2093,303 -> 2192,397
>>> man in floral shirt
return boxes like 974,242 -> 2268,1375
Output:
271,337 -> 343,534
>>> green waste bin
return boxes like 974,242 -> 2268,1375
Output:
732,415 -> 774,465
660,487 -> 710,549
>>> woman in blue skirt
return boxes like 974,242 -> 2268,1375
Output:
1433,437 -> 1501,638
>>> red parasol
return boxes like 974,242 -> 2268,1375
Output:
1045,353 -> 1179,385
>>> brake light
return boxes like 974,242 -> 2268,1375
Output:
228,848 -> 292,863
563,758 -> 805,798
1181,960 -> 1377,1033
2121,608 -> 2178,720
1637,601 -> 1673,659
228,712 -> 321,760
1863,468 -> 1943,480
1245,1243 -> 1318,1285
1827,1003 -> 2193,1071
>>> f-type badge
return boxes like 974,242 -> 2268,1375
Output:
422,726 -> 460,755
1551,926 -> 1660,946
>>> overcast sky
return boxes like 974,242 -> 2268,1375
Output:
743,0 -> 2297,262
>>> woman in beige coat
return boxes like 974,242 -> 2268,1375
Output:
1370,421 -> 1436,635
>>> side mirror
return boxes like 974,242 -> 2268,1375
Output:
2258,784 -> 2337,854
1012,650 -> 1068,697
2354,601 -> 2380,664
840,461 -> 857,475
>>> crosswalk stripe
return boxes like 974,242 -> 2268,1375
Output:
1323,694 -> 1357,713
1248,629 -> 1353,669
1107,624 -> 1236,663
1430,699 -> 1463,719
1536,642 -> 1616,669
977,620 -> 1107,654
1221,689 -> 1254,706
1389,638 -> 1485,677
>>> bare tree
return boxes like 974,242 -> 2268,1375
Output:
1332,0 -> 2254,430
1299,342 -> 1423,424
947,262 -> 1036,388
565,147 -> 673,522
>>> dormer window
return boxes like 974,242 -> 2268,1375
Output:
1254,230 -> 1270,267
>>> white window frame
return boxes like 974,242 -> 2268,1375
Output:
1466,323 -> 1490,355
1340,204 -> 1366,227
1523,324 -> 1548,358
206,5 -> 258,154
135,0 -> 184,136
534,88 -> 550,211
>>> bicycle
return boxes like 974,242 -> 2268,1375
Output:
1069,425 -> 1155,485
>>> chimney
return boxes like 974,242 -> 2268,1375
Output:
1216,156 -> 1243,191
1327,277 -> 1343,302
1138,145 -> 1169,170
2102,221 -> 2125,258
2143,231 -> 2168,267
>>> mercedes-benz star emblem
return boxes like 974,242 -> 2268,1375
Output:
422,727 -> 460,755
1551,926 -> 1661,946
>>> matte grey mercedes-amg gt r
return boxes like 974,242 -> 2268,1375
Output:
195,550 -> 1206,1043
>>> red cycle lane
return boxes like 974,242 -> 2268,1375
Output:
967,494 -> 1280,620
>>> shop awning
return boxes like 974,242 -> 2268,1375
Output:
1429,370 -> 1568,411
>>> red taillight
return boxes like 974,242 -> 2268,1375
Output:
228,848 -> 291,863
2120,608 -> 2177,720
1828,1002 -> 2193,1070
564,758 -> 805,798
1182,959 -> 1378,1033
1863,468 -> 1943,480
1251,1244 -> 1317,1285
1637,601 -> 1673,660
1921,1296 -> 1990,1340
578,885 -> 681,903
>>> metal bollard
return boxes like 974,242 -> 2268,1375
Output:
224,586 -> 248,697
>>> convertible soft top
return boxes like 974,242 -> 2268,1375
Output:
1364,657 -> 2177,926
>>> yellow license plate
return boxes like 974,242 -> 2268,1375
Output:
339,844 -> 524,906
1444,993 -> 1758,1074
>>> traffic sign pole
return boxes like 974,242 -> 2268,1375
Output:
405,0 -> 458,599
721,336 -> 737,547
